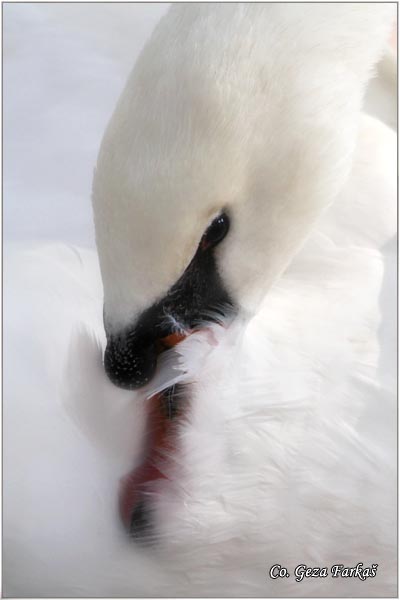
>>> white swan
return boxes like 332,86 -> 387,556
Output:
4,4 -> 396,597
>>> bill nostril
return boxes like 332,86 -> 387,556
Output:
104,337 -> 157,390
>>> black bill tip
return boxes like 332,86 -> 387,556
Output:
104,337 -> 157,390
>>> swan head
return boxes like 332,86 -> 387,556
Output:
92,4 -> 394,390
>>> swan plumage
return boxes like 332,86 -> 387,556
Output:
4,3 -> 396,597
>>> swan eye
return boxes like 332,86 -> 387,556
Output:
201,212 -> 230,250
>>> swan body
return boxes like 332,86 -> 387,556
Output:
4,3 -> 396,597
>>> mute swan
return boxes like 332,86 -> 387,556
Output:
4,3 -> 396,597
